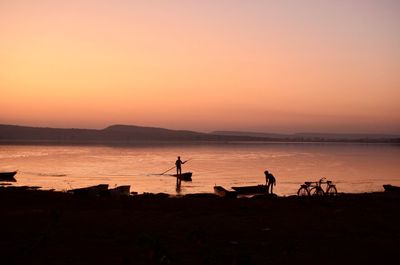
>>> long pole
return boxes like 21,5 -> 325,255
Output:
160,166 -> 176,175
160,158 -> 192,175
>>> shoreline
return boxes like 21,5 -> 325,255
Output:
0,184 -> 397,198
1,183 -> 391,197
1,187 -> 399,265
1,140 -> 400,146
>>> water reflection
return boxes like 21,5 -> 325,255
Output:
1,143 -> 399,195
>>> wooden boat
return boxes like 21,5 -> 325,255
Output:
172,172 -> 192,181
0,171 -> 17,182
109,185 -> 131,196
214,186 -> 237,198
6,185 -> 41,191
68,184 -> 109,196
231,185 -> 268,195
383,184 -> 400,193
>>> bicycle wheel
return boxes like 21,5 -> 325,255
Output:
326,185 -> 337,196
297,187 -> 309,196
310,187 -> 324,196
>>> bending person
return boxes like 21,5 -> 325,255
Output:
264,170 -> 276,194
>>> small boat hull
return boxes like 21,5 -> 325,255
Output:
0,171 -> 17,182
214,186 -> 237,198
68,184 -> 109,196
173,172 -> 192,181
109,185 -> 131,196
231,185 -> 267,195
383,184 -> 400,192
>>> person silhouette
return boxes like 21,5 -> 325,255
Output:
175,156 -> 186,175
264,170 -> 276,194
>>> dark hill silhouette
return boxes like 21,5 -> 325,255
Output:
212,130 -> 400,142
102,124 -> 210,141
0,124 -> 399,144
293,132 -> 400,140
0,124 -> 264,144
212,131 -> 290,139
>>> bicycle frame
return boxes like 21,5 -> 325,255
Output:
298,178 -> 337,196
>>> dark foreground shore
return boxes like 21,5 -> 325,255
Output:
1,188 -> 399,265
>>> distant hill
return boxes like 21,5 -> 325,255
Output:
0,124 -> 263,144
293,132 -> 400,140
212,131 -> 290,139
212,131 -> 400,142
0,124 -> 399,144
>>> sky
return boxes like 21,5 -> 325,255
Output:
1,0 -> 399,133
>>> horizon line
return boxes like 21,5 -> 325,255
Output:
1,123 -> 399,137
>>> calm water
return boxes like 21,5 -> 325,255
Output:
1,143 -> 399,195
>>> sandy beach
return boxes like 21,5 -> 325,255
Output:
1,188 -> 399,265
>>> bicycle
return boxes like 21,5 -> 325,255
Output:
297,177 -> 337,196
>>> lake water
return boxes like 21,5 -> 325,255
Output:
1,143 -> 399,195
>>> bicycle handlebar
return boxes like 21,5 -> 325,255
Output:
304,178 -> 331,186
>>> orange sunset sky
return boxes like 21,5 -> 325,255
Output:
1,0 -> 399,133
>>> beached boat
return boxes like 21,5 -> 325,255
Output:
214,186 -> 237,198
6,185 -> 41,191
0,171 -> 17,182
68,184 -> 109,196
109,185 -> 131,196
231,185 -> 267,195
172,172 -> 192,181
383,184 -> 400,193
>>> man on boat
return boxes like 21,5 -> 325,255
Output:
175,156 -> 186,175
264,170 -> 276,194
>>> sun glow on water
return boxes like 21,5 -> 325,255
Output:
1,143 -> 399,195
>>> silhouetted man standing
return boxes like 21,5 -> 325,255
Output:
175,156 -> 186,175
264,170 -> 276,194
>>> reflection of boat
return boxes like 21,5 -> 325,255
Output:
109,185 -> 131,196
214,186 -> 237,198
68,184 -> 109,196
231,185 -> 267,195
383,184 -> 400,192
172,172 -> 192,181
0,171 -> 17,182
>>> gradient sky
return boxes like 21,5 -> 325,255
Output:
1,0 -> 399,133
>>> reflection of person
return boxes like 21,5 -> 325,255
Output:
176,178 -> 182,193
264,170 -> 276,194
175,156 -> 186,175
